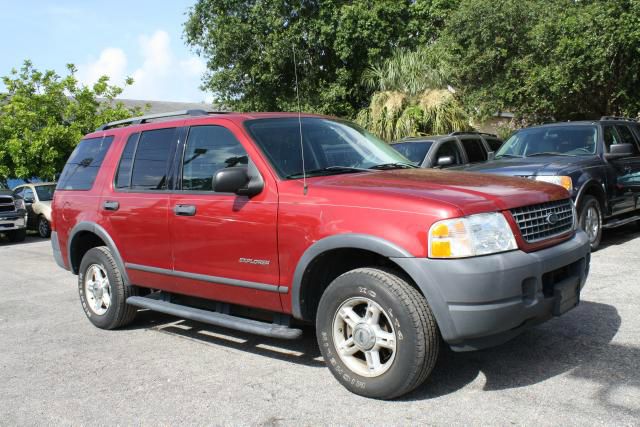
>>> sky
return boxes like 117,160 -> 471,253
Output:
0,0 -> 211,103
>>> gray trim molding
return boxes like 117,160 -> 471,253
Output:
290,233 -> 413,320
51,231 -> 67,270
125,263 -> 288,294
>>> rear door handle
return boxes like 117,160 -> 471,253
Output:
174,204 -> 196,216
103,201 -> 119,211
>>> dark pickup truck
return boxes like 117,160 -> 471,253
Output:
460,117 -> 640,249
0,182 -> 27,242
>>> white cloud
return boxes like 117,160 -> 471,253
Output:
77,30 -> 208,103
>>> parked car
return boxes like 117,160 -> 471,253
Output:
0,181 -> 27,242
51,110 -> 590,399
459,117 -> 640,250
12,182 -> 56,238
390,132 -> 503,168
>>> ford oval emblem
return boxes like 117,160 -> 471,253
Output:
546,212 -> 559,225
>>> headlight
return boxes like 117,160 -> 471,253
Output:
534,175 -> 573,192
13,198 -> 25,210
429,212 -> 517,258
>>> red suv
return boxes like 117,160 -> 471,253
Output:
51,110 -> 591,399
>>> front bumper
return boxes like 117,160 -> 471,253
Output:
0,212 -> 27,231
392,230 -> 591,351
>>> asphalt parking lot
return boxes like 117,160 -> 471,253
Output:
1,228 -> 639,425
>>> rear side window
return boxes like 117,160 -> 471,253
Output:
58,136 -> 113,191
391,142 -> 433,164
130,128 -> 178,190
182,126 -> 248,191
485,138 -> 503,152
460,138 -> 488,163
115,133 -> 139,189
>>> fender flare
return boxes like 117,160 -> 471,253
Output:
575,179 -> 607,212
290,233 -> 413,320
67,221 -> 130,285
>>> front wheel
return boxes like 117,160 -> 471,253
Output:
316,268 -> 440,399
578,195 -> 602,251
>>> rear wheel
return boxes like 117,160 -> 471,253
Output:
6,229 -> 26,242
316,268 -> 440,399
78,246 -> 139,329
38,216 -> 51,238
578,195 -> 602,251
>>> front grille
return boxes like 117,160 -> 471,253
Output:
510,199 -> 574,243
0,196 -> 15,213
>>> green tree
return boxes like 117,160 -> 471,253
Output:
440,0 -> 640,121
357,48 -> 471,141
184,0 -> 459,117
0,61 -> 140,181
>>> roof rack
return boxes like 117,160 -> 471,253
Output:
96,109 -> 228,131
600,116 -> 637,122
449,131 -> 498,137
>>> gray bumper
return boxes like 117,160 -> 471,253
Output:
0,213 -> 27,231
51,231 -> 67,270
392,230 -> 591,351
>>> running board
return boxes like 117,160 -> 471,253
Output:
126,296 -> 303,340
603,214 -> 640,229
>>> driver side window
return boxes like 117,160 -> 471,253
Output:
603,126 -> 622,152
23,188 -> 35,202
434,141 -> 463,167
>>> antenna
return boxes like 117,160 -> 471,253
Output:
292,45 -> 307,195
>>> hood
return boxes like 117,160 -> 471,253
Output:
457,155 -> 600,176
309,168 -> 569,216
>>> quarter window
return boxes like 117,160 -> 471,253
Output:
182,126 -> 248,191
130,128 -> 178,190
57,136 -> 114,191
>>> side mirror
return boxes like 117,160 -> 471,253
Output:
488,151 -> 496,161
212,165 -> 264,197
437,156 -> 454,167
605,143 -> 634,160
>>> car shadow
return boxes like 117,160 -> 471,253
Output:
403,300 -> 636,413
128,300 -> 632,411
599,222 -> 640,249
0,233 -> 45,246
129,309 -> 324,367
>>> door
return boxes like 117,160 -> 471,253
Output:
459,137 -> 489,164
101,127 -> 180,289
169,123 -> 281,311
603,125 -> 638,215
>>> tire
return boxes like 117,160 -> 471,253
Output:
78,246 -> 139,329
37,216 -> 51,238
316,267 -> 440,399
578,195 -> 602,251
6,228 -> 26,242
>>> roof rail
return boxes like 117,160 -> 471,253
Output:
600,116 -> 637,122
96,109 -> 228,131
449,131 -> 498,137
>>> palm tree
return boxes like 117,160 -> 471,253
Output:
357,48 -> 471,141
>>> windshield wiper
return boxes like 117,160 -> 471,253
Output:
526,152 -> 576,157
285,166 -> 369,179
495,154 -> 523,159
368,162 -> 418,170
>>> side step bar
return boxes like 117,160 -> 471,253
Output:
603,214 -> 640,229
126,296 -> 303,340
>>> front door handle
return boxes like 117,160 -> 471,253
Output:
174,204 -> 196,216
103,201 -> 119,211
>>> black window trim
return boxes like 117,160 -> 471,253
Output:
458,136 -> 489,164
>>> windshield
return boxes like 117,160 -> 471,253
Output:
496,125 -> 598,158
35,184 -> 56,201
390,141 -> 433,164
245,118 -> 412,178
